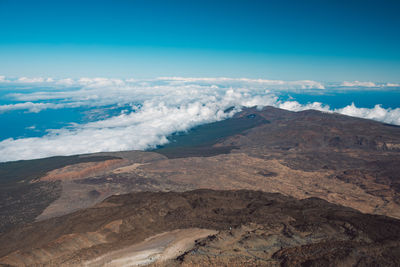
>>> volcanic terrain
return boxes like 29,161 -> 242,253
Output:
1,106 -> 400,266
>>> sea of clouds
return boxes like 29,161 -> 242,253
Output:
0,76 -> 399,162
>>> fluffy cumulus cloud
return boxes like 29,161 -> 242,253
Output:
0,75 -> 399,162
278,101 -> 330,112
336,103 -> 400,125
278,100 -> 400,125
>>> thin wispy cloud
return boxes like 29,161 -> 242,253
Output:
0,102 -> 60,113
386,83 -> 400,87
340,81 -> 400,88
157,77 -> 326,89
341,81 -> 377,87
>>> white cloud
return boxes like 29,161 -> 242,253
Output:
341,81 -> 377,87
0,101 -> 85,113
3,76 -> 397,114
158,77 -> 326,89
1,96 -> 398,162
0,76 -> 399,162
17,77 -> 46,83
0,102 -> 58,113
56,78 -> 76,85
386,83 -> 400,87
0,76 -> 7,82
12,76 -> 59,84
278,101 -> 330,112
277,100 -> 400,125
0,88 -> 276,161
336,103 -> 400,125
78,77 -> 125,87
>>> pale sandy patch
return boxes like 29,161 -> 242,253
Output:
112,163 -> 148,174
84,228 -> 217,267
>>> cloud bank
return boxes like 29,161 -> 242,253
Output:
0,76 -> 399,162
0,88 -> 277,161
340,81 -> 400,88
341,81 -> 377,87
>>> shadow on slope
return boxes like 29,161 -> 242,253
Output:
0,155 -> 120,233
152,111 -> 269,158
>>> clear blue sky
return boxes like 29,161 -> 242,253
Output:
0,0 -> 399,81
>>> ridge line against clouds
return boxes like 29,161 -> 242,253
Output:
0,76 -> 399,161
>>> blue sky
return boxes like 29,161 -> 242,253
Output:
0,0 -> 399,81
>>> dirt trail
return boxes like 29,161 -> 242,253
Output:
84,228 -> 216,267
112,163 -> 148,174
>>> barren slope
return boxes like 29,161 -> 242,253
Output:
1,106 -> 400,237
1,190 -> 399,266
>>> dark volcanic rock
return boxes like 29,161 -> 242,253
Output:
0,181 -> 61,233
0,190 -> 399,266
